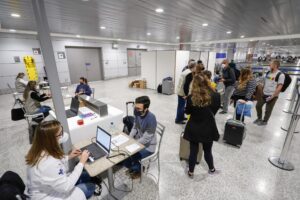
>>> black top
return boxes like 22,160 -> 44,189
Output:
183,92 -> 221,143
30,90 -> 49,102
183,72 -> 193,96
222,67 -> 236,87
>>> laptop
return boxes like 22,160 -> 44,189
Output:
81,126 -> 111,161
65,97 -> 80,118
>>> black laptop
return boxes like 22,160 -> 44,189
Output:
65,97 -> 80,118
81,126 -> 111,160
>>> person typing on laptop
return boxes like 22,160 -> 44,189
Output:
124,96 -> 157,179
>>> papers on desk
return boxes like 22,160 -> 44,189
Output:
125,144 -> 140,153
111,135 -> 129,147
79,107 -> 93,114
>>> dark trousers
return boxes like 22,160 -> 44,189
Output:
232,95 -> 246,122
124,149 -> 153,172
175,95 -> 186,122
189,141 -> 214,173
256,95 -> 278,122
75,171 -> 95,199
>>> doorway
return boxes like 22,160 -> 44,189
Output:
65,47 -> 103,84
127,49 -> 146,76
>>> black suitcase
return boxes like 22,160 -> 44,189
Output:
122,101 -> 135,135
223,103 -> 246,147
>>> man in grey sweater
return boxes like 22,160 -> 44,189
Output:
124,96 -> 157,179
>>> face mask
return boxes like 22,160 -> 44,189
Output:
58,132 -> 69,144
134,109 -> 144,117
221,64 -> 226,68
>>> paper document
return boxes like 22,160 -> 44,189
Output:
111,135 -> 129,147
125,144 -> 140,153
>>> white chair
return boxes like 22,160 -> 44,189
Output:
140,122 -> 165,184
7,83 -> 23,102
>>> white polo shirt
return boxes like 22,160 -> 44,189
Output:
263,70 -> 285,96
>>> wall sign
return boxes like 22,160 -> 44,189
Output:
14,56 -> 20,63
32,48 -> 41,55
57,51 -> 66,59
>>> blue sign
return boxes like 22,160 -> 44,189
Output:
216,53 -> 226,59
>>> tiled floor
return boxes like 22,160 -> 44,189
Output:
0,77 -> 300,200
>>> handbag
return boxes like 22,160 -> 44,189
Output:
11,99 -> 25,121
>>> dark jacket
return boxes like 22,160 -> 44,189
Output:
183,72 -> 193,96
183,92 -> 221,143
222,67 -> 236,87
75,84 -> 92,96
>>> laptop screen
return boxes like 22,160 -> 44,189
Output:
70,98 -> 79,113
96,126 -> 111,154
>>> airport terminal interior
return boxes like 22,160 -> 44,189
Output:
0,0 -> 300,200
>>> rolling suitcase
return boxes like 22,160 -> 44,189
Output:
122,101 -> 135,135
223,103 -> 246,147
162,80 -> 174,95
179,133 -> 202,164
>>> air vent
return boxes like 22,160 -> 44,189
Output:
260,17 -> 268,24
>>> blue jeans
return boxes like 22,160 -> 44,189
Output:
75,171 -> 95,199
175,95 -> 186,122
124,149 -> 153,172
36,105 -> 51,117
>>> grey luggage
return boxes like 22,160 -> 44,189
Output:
162,80 -> 174,95
179,133 -> 202,164
223,103 -> 246,147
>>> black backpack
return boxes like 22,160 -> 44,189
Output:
157,84 -> 162,93
0,171 -> 28,200
266,71 -> 291,92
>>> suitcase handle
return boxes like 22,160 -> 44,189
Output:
126,101 -> 134,105
125,101 -> 135,116
234,100 -> 246,121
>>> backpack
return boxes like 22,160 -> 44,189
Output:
157,84 -> 162,93
0,171 -> 28,200
266,71 -> 291,92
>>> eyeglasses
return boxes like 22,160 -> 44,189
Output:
56,127 -> 64,138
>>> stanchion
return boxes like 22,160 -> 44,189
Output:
269,90 -> 300,171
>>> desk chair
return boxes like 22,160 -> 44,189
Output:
140,122 -> 165,185
7,83 -> 23,102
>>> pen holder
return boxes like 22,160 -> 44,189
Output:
77,119 -> 84,125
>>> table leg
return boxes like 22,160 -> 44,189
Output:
108,168 -> 114,193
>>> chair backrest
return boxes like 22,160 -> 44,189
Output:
154,122 -> 165,155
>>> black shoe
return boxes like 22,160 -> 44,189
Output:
175,121 -> 186,125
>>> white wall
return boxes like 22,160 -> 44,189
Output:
156,51 -> 176,85
0,33 -> 176,94
175,51 -> 190,89
208,52 -> 216,73
141,51 -> 157,90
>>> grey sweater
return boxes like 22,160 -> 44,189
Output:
129,111 -> 157,153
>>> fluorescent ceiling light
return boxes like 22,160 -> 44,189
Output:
100,26 -> 106,30
147,32 -> 151,36
155,8 -> 164,13
11,13 -> 20,18
76,35 -> 81,38
9,29 -> 16,32
226,31 -> 232,34
202,23 -> 208,27
240,35 -> 245,38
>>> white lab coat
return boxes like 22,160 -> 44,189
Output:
27,153 -> 86,200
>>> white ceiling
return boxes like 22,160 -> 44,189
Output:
0,0 -> 299,52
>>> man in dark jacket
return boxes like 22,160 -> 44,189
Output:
219,59 -> 236,114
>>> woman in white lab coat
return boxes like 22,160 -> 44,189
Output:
26,120 -> 97,200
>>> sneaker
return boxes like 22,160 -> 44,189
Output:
130,171 -> 141,179
208,169 -> 221,175
219,111 -> 227,114
185,167 -> 194,179
257,120 -> 268,126
253,119 -> 262,124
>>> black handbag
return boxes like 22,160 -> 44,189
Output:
11,99 -> 25,121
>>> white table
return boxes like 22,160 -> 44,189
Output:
50,105 -> 124,144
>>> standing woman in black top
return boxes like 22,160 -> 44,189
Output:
184,74 -> 221,178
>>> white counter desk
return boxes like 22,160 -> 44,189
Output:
51,105 -> 123,144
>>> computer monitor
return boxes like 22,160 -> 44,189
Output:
96,126 -> 111,154
70,97 -> 79,113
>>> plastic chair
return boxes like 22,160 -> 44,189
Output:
140,122 -> 165,185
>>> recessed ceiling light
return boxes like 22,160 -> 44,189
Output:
147,32 -> 151,36
100,26 -> 106,30
250,39 -> 254,42
202,23 -> 208,27
176,36 -> 180,40
76,35 -> 81,38
11,13 -> 20,18
155,8 -> 164,13
9,29 -> 16,32
240,35 -> 245,38
226,31 -> 232,34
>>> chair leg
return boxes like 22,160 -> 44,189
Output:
157,155 -> 160,186
140,162 -> 143,183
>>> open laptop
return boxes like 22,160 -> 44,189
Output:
65,97 -> 80,118
81,126 -> 111,161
